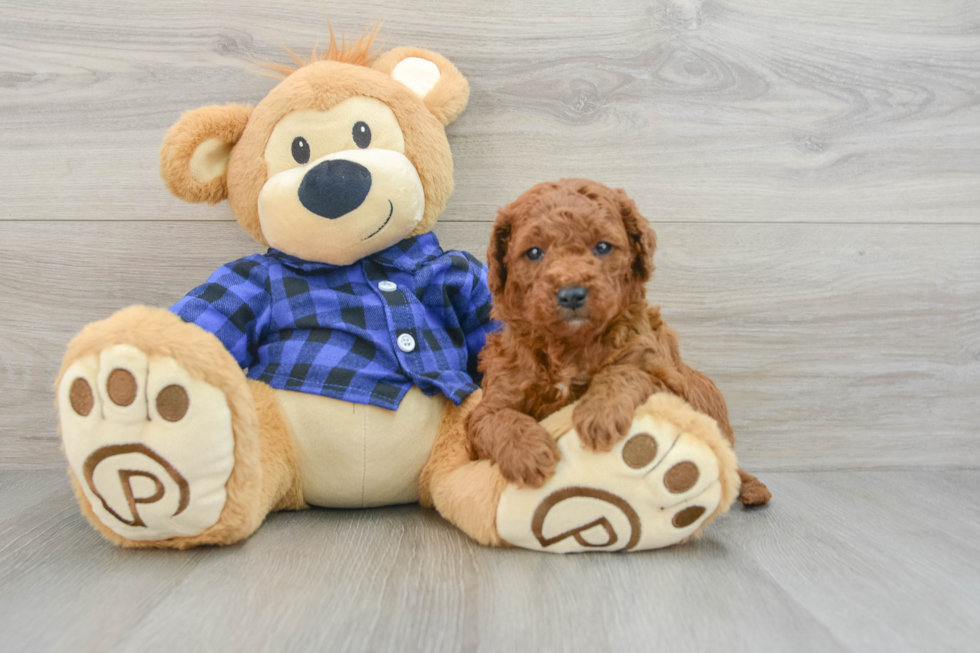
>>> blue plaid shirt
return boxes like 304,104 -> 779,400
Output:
171,233 -> 496,410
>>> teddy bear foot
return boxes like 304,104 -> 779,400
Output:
59,343 -> 236,543
495,393 -> 739,553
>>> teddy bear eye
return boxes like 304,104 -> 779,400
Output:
352,121 -> 371,149
291,137 -> 310,164
526,247 -> 545,262
593,242 -> 613,256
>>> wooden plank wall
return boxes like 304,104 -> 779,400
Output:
1,0 -> 978,470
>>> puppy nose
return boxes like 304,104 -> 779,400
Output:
298,159 -> 372,219
556,286 -> 588,309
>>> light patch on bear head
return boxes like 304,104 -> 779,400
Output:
391,57 -> 441,99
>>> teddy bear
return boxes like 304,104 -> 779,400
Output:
55,31 -> 741,553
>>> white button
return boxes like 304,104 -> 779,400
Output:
397,333 -> 416,353
378,281 -> 397,292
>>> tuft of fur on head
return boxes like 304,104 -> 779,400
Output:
260,22 -> 384,79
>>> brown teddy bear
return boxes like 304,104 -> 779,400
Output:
55,31 -> 741,552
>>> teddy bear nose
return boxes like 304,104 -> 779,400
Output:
556,286 -> 588,309
298,159 -> 373,219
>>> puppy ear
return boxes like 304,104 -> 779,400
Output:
487,207 -> 514,296
373,47 -> 469,125
160,104 -> 252,204
616,189 -> 657,282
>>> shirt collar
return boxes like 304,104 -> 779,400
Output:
268,232 -> 444,273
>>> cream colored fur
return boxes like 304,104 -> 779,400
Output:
62,37 -> 738,552
275,386 -> 449,508
58,306 -> 300,548
72,41 -> 474,548
59,310 -> 737,550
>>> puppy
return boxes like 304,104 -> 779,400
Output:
467,179 -> 770,506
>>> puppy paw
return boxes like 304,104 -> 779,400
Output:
573,399 -> 633,452
494,425 -> 559,489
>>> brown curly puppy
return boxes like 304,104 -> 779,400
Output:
466,179 -> 771,506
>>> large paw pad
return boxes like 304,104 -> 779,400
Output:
58,345 -> 235,541
497,412 -> 725,553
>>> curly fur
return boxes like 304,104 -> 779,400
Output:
467,179 -> 771,505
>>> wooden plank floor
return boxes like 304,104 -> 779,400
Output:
1,0 -> 979,651
1,470 -> 978,653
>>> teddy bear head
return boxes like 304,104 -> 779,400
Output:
160,32 -> 469,266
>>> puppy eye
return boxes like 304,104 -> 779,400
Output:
526,247 -> 545,262
291,137 -> 310,164
353,121 -> 372,149
593,242 -> 613,256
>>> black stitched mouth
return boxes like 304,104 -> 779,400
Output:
363,200 -> 394,241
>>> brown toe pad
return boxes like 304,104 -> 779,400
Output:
107,369 -> 137,406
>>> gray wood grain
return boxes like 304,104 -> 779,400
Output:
721,470 -> 980,653
3,3 -> 980,649
3,1 -> 979,473
1,470 -> 978,653
2,220 -> 977,471
1,0 -> 978,224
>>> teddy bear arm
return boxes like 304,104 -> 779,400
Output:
170,257 -> 273,370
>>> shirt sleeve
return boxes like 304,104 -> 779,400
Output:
169,257 -> 272,370
450,253 -> 499,385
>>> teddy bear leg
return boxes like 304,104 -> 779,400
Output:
675,366 -> 772,506
56,306 -> 304,549
494,393 -> 741,553
418,390 -> 509,547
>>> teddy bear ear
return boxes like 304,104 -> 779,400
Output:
373,47 -> 470,125
159,104 -> 252,204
